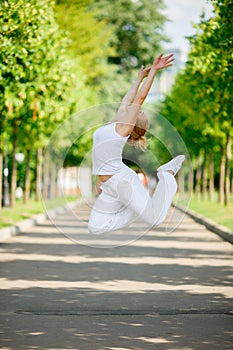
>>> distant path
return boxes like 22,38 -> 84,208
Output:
0,202 -> 232,349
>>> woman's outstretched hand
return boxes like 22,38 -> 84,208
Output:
152,53 -> 174,71
138,65 -> 151,80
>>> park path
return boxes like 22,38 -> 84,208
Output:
0,201 -> 233,350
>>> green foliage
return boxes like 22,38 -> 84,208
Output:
54,0 -> 115,86
92,0 -> 168,68
161,0 -> 233,159
54,0 -> 169,104
187,0 -> 233,134
0,1 -> 66,148
0,0 -> 97,155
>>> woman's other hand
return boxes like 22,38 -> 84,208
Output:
138,65 -> 151,80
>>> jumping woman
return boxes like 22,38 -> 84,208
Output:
88,54 -> 185,235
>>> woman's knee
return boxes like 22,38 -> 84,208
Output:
88,215 -> 111,235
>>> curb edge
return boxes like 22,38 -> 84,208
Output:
176,204 -> 233,245
0,200 -> 81,243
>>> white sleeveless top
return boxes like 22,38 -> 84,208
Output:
92,122 -> 129,175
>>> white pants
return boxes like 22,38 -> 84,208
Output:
88,165 -> 177,235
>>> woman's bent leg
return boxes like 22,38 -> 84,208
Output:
88,167 -> 178,234
150,171 -> 177,225
115,170 -> 177,226
88,188 -> 134,235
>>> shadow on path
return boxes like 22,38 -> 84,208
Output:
0,205 -> 233,349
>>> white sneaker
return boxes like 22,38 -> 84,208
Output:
157,155 -> 185,175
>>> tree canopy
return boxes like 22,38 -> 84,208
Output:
91,0 -> 168,69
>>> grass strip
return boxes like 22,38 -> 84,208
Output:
187,194 -> 233,231
0,196 -> 79,229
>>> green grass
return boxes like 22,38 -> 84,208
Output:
187,193 -> 233,231
0,196 -> 79,229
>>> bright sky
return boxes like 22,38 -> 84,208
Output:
162,0 -> 214,50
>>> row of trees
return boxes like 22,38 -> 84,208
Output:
161,0 -> 233,205
1,0 -> 168,208
2,0 -> 232,209
1,0 -> 89,208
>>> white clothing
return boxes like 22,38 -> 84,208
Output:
92,122 -> 129,175
88,122 -> 178,235
88,165 -> 177,235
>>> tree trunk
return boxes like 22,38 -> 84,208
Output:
224,134 -> 231,206
0,152 -> 3,210
231,169 -> 233,194
188,170 -> 193,194
195,156 -> 202,199
209,153 -> 214,201
56,160 -> 63,197
55,161 -> 59,197
0,117 -> 3,210
201,154 -> 207,200
50,161 -> 57,199
10,121 -> 17,207
36,147 -> 42,201
2,155 -> 10,207
178,169 -> 184,193
218,147 -> 225,204
42,153 -> 50,199
23,149 -> 31,204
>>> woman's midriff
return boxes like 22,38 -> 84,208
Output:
97,174 -> 113,183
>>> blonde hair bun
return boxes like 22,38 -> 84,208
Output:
128,115 -> 149,151
128,135 -> 148,151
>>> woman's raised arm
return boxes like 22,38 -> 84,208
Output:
115,54 -> 174,136
120,65 -> 151,107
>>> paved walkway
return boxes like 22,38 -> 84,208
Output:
0,202 -> 233,349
